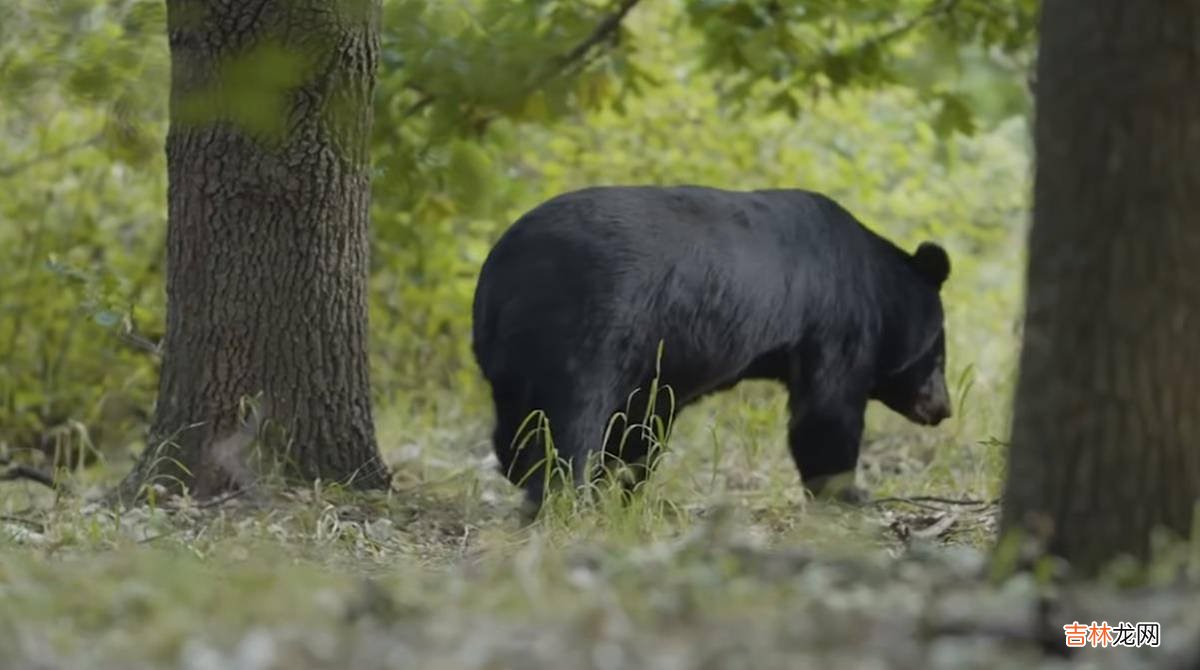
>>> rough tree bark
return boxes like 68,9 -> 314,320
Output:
124,0 -> 389,498
1003,1 -> 1200,572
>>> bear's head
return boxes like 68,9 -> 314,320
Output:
871,242 -> 953,426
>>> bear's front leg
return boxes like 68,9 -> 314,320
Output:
786,394 -> 870,505
804,471 -> 869,505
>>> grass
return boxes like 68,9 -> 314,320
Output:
2,372 -> 1198,669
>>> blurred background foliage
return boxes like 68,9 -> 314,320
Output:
0,0 -> 1033,471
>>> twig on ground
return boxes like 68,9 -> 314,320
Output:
910,511 -> 959,541
869,495 -> 1000,508
194,488 -> 247,509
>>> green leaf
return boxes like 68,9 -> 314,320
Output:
932,92 -> 976,138
766,90 -> 800,118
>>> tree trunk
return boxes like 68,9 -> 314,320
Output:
1003,1 -> 1200,573
124,0 -> 389,498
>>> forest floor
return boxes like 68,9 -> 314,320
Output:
2,388 -> 1199,670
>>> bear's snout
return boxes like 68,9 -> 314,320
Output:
925,403 -> 952,426
908,401 -> 951,426
911,376 -> 952,426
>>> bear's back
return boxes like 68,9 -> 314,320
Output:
514,185 -> 876,250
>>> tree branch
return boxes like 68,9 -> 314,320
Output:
0,134 -> 103,179
402,93 -> 436,119
401,0 -> 645,122
115,326 -> 162,358
552,0 -> 644,74
854,0 -> 961,53
801,0 -> 962,93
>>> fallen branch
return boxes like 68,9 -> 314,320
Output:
0,464 -> 59,489
869,495 -> 1000,508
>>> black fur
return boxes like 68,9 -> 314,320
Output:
472,185 -> 952,512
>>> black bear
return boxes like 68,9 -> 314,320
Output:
472,185 -> 952,514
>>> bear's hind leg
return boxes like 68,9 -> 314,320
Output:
493,379 -> 618,517
599,380 -> 679,500
488,377 -> 558,515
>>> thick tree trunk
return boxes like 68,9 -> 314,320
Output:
125,0 -> 389,498
1003,1 -> 1200,572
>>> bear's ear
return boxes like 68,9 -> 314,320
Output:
912,242 -> 951,287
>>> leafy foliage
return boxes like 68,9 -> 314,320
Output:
0,0 -> 167,465
0,0 -> 1030,465
683,0 -> 1036,136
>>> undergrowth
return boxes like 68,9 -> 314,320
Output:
2,406 -> 1195,670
